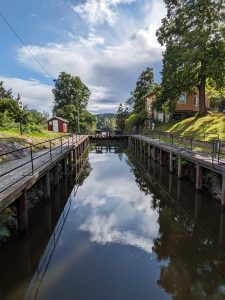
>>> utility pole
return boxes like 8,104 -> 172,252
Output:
17,99 -> 23,135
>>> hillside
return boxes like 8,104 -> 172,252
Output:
156,112 -> 225,141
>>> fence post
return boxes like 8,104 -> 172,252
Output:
61,137 -> 63,153
30,146 -> 34,174
49,140 -> 52,161
190,137 -> 193,153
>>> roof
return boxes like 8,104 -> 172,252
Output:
143,91 -> 155,99
48,116 -> 69,123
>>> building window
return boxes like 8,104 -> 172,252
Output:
49,121 -> 52,125
194,94 -> 198,106
178,94 -> 186,104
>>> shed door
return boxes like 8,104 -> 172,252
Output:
53,120 -> 59,132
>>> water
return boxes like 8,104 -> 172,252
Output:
0,142 -> 225,300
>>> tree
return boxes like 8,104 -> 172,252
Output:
116,103 -> 128,130
132,67 -> 156,113
0,81 -> 13,100
52,72 -> 91,132
157,0 -> 225,116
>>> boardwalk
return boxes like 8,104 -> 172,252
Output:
0,135 -> 89,232
130,135 -> 225,206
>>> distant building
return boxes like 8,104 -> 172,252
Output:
144,90 -> 211,123
47,116 -> 69,133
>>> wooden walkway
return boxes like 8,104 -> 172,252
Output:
130,135 -> 225,206
0,135 -> 89,214
133,135 -> 225,174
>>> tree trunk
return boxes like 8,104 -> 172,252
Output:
198,69 -> 207,116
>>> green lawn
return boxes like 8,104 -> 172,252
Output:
0,129 -> 67,146
156,112 -> 225,141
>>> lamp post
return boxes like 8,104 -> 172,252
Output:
17,99 -> 23,135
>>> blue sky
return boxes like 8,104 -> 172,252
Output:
0,0 -> 166,114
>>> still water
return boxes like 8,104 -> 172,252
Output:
0,142 -> 225,300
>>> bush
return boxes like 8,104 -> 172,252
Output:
23,124 -> 44,134
0,112 -> 18,130
125,110 -> 147,130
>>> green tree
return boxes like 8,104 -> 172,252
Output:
157,0 -> 225,116
0,81 -> 13,100
116,103 -> 128,130
132,67 -> 155,113
52,72 -> 91,132
80,111 -> 97,133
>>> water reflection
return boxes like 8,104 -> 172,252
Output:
129,146 -> 225,300
0,152 -> 89,300
0,143 -> 225,300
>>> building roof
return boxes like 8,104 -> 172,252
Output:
143,91 -> 155,99
48,116 -> 69,123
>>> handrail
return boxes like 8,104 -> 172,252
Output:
0,134 -> 88,193
133,131 -> 225,166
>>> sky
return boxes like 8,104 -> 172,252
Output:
0,0 -> 166,114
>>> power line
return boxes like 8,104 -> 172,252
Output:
0,10 -> 54,79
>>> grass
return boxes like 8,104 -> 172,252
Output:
0,129 -> 67,147
155,112 -> 225,141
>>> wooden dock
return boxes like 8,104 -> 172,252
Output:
0,135 -> 89,233
129,135 -> 225,207
89,135 -> 129,141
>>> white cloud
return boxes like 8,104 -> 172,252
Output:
73,0 -> 136,26
72,154 -> 159,253
13,0 -> 166,113
16,25 -> 163,112
0,76 -> 53,112
79,213 -> 156,253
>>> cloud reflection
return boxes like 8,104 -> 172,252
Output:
73,153 -> 159,253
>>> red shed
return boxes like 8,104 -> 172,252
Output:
47,116 -> 69,133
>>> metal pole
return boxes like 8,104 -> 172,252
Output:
30,146 -> 34,174
50,140 -> 52,161
20,111 -> 23,135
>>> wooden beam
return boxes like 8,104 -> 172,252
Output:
16,189 -> 28,234
159,148 -> 163,166
53,164 -> 59,186
43,171 -> 51,198
222,172 -> 225,208
196,163 -> 203,190
169,151 -> 173,173
178,155 -> 183,178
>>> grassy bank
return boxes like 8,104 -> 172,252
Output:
0,129 -> 66,146
156,112 -> 225,141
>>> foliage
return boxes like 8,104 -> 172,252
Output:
0,81 -> 50,134
125,110 -> 147,130
0,111 -> 18,130
28,110 -> 49,127
0,208 -> 17,243
157,0 -> 225,115
96,113 -> 117,131
52,72 -> 95,132
131,67 -> 156,113
116,103 -> 129,130
0,81 -> 13,99
80,111 -> 97,133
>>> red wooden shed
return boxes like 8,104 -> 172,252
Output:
47,116 -> 69,133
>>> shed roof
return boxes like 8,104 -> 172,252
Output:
48,116 -> 69,123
